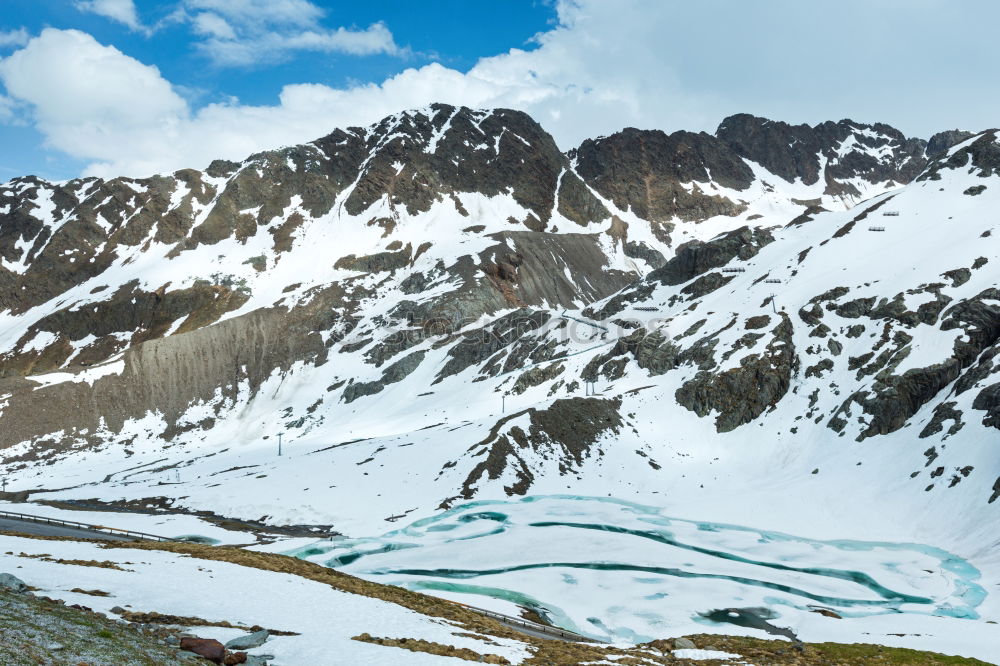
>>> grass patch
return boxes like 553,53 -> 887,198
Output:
0,588 -> 202,665
1,531 -> 990,665
107,541 -> 990,666
647,635 -> 990,665
353,633 -> 510,664
15,551 -> 131,570
117,610 -> 298,635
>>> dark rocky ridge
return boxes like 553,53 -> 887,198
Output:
716,114 -> 928,193
0,103 -> 998,515
451,396 -> 624,503
0,104 -> 646,463
567,112 -> 951,232
572,128 -> 754,224
331,104 -> 611,230
919,130 -> 1000,181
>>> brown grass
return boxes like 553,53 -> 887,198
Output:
15,551 -> 130,570
116,610 -> 298,635
0,531 -> 989,665
353,633 -> 510,664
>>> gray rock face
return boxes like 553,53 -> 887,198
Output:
920,130 -> 1000,181
336,104 -> 608,229
852,360 -> 964,439
583,329 -> 679,382
225,630 -> 270,650
1,103 -> 998,515
624,240 -> 667,269
0,293 -> 336,451
571,114 -> 932,226
572,128 -> 753,223
435,310 -> 552,384
649,226 -> 775,287
343,350 -> 427,404
0,573 -> 28,593
245,656 -> 272,666
927,129 -> 975,157
675,315 -> 795,432
511,362 -> 565,395
717,114 -> 927,191
972,383 -> 1000,430
920,401 -> 965,439
452,397 -> 623,502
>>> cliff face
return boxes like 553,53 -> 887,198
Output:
716,114 -> 930,191
0,105 -> 996,541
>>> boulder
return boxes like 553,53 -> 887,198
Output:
179,637 -> 227,664
225,630 -> 270,650
673,637 -> 697,649
224,652 -> 248,665
0,573 -> 28,593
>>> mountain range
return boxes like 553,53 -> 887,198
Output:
1,103 -> 995,533
2,101 -> 1000,657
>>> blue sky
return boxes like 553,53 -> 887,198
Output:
5,1 -> 555,100
0,0 -> 557,179
1,1 -> 998,181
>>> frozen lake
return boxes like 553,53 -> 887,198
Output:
288,495 -> 994,657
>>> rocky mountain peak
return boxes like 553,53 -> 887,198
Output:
0,105 -> 999,612
307,103 -> 609,230
919,129 -> 1000,181
570,127 -> 754,226
716,113 -> 927,193
926,129 -> 976,158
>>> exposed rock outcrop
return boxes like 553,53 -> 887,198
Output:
675,315 -> 795,432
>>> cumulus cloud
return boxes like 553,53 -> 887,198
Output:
0,29 -> 30,49
181,0 -> 401,66
74,0 -> 147,33
0,2 -> 704,177
0,29 -> 188,176
2,0 -> 999,179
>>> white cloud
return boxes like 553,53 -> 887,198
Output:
191,12 -> 237,40
185,0 -> 324,29
0,95 -> 18,123
195,21 -> 400,66
181,0 -> 400,66
74,0 -> 147,33
0,29 -> 188,176
2,0 -> 999,179
0,3 -> 701,178
267,22 -> 398,56
0,29 -> 30,49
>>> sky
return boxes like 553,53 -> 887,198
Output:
0,0 -> 998,181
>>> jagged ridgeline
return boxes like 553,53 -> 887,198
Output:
0,103 -> 997,533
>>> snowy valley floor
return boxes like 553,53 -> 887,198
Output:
283,496 -> 999,657
0,528 -> 994,666
2,497 -> 998,664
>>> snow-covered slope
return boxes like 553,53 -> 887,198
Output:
0,532 -> 533,665
0,104 -> 997,657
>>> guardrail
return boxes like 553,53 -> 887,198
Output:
0,509 -> 178,542
446,600 -> 605,643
